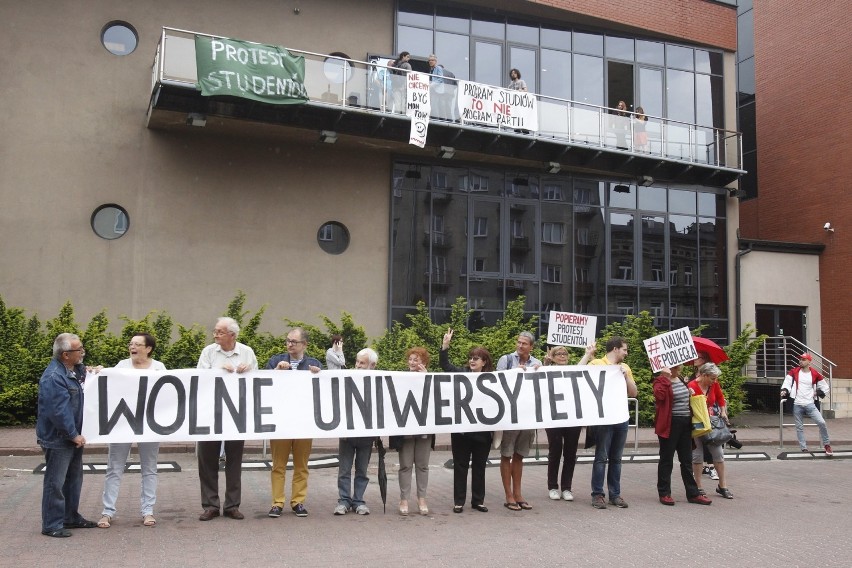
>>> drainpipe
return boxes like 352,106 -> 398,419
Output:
734,229 -> 753,336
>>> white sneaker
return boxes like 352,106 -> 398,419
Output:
709,466 -> 719,481
333,504 -> 348,515
549,489 -> 561,500
355,504 -> 370,515
562,490 -> 574,501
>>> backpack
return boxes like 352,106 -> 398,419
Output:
389,59 -> 406,76
438,64 -> 455,81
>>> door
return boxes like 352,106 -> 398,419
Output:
755,305 -> 807,376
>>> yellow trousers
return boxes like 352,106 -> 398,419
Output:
270,438 -> 313,507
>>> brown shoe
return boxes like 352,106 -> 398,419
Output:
223,508 -> 244,520
198,508 -> 220,521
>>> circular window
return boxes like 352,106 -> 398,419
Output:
101,21 -> 138,55
317,222 -> 350,254
91,205 -> 129,240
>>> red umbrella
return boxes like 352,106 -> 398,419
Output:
692,336 -> 729,364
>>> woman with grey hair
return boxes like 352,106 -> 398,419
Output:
688,362 -> 734,499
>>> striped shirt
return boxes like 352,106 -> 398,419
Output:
671,379 -> 691,417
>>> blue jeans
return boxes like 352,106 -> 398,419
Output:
337,437 -> 374,508
793,403 -> 830,449
102,442 -> 160,517
41,445 -> 85,532
591,420 -> 628,499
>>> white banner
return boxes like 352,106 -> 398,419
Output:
546,311 -> 597,348
406,71 -> 430,147
643,326 -> 698,372
82,366 -> 629,443
457,80 -> 539,132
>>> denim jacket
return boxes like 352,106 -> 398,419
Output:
36,358 -> 84,449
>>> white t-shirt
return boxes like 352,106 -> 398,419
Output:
115,358 -> 166,371
793,369 -> 816,406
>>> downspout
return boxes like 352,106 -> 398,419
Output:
734,228 -> 753,335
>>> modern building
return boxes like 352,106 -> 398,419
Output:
0,1 -> 743,349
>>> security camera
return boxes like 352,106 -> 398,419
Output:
824,222 -> 834,232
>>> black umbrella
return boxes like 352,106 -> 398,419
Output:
375,437 -> 388,513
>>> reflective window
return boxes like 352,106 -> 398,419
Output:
541,49 -> 571,99
666,69 -> 695,124
436,32 -> 470,80
738,57 -> 755,96
507,18 -> 539,45
91,204 -> 129,240
697,192 -> 718,217
669,189 -> 696,215
398,0 -> 433,27
737,8 -> 755,61
608,182 -> 636,209
101,22 -> 138,56
638,66 -> 663,118
472,12 -> 505,40
398,26 -> 433,55
435,5 -> 469,34
666,44 -> 694,71
317,222 -> 350,254
638,186 -> 666,211
474,41 -> 502,86
606,36 -> 634,61
509,46 -> 536,90
696,74 -> 724,128
636,40 -> 664,66
573,54 -> 603,106
574,31 -> 603,56
541,25 -> 571,50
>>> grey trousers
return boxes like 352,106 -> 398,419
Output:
398,436 -> 431,500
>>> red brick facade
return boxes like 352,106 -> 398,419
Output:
739,1 -> 852,375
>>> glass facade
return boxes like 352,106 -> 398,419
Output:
389,162 -> 728,341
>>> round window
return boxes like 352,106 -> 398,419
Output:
317,222 -> 350,254
91,205 -> 129,240
101,21 -> 138,56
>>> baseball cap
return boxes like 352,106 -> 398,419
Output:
799,353 -> 813,361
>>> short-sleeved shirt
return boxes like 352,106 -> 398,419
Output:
197,341 -> 258,371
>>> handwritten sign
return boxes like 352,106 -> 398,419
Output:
406,72 -> 430,147
643,327 -> 698,373
457,80 -> 538,131
547,311 -> 597,347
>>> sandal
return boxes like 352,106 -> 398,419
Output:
504,502 -> 521,511
97,515 -> 111,529
398,500 -> 408,516
715,486 -> 734,499
517,501 -> 533,510
143,514 -> 157,527
418,498 -> 429,516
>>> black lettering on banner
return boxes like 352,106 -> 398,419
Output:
374,376 -> 385,429
214,377 -> 246,434
524,371 -> 547,422
345,376 -> 372,430
565,370 -> 585,418
386,374 -> 431,427
313,376 -> 340,431
146,375 -> 185,435
189,376 -> 209,435
475,373 -> 503,425
583,370 -> 607,418
432,374 -> 452,426
453,374 -> 476,424
498,372 -> 524,423
546,371 -> 568,420
253,377 -> 275,433
98,374 -> 148,435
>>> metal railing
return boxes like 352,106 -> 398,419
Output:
152,27 -> 742,172
746,335 -> 835,410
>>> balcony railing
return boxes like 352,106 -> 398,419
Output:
151,27 -> 743,173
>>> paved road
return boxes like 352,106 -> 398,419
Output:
2,446 -> 849,568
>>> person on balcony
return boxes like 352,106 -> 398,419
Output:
389,51 -> 411,114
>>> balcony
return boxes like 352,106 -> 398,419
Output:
148,28 -> 743,187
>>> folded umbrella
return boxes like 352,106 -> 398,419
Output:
375,437 -> 387,513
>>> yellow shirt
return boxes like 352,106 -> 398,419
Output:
589,357 -> 634,382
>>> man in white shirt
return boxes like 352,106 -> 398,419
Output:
196,317 -> 258,521
781,353 -> 832,455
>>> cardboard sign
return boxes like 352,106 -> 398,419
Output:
406,72 -> 430,147
643,327 -> 698,372
547,311 -> 597,348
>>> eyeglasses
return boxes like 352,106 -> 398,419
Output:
286,339 -> 304,345
64,348 -> 85,354
469,356 -> 482,361
212,330 -> 230,336
128,342 -> 147,348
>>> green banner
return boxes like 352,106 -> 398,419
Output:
195,36 -> 308,104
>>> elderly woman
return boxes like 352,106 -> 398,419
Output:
99,333 -> 166,528
440,329 -> 493,513
653,365 -> 712,506
390,347 -> 435,516
543,346 -> 582,502
688,363 -> 733,499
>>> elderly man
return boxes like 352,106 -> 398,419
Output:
334,348 -> 379,516
579,337 -> 639,509
196,317 -> 258,521
495,331 -> 542,511
37,333 -> 96,537
266,327 -> 322,518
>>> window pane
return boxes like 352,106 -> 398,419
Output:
474,41 -> 502,86
435,5 -> 469,34
509,46 -> 536,91
695,50 -> 712,74
737,8 -> 754,61
697,192 -> 717,217
574,31 -> 603,56
636,40 -> 664,66
608,182 -> 636,209
507,18 -> 539,45
737,57 -> 755,97
641,215 -> 666,284
398,25 -> 433,56
573,54 -> 603,106
666,69 -> 695,124
606,36 -> 634,61
436,32 -> 470,80
696,73 -> 723,128
541,48 -> 571,99
666,44 -> 694,71
541,24 -> 571,50
669,189 -> 696,214
398,0 -> 433,27
699,217 -> 726,318
472,11 -> 504,40
638,186 -> 666,212
638,66 -> 663,119
609,212 -> 635,282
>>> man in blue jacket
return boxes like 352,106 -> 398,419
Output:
37,333 -> 97,537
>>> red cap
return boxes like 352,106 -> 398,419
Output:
799,353 -> 813,361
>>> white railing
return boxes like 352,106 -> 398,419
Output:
152,27 -> 742,171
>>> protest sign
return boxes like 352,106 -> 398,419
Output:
82,366 -> 629,443
546,311 -> 597,348
406,71 -> 431,147
643,326 -> 698,372
457,80 -> 538,131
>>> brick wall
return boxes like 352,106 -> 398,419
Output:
739,0 -> 852,376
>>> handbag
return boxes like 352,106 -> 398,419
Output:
689,393 -> 712,438
702,405 -> 733,446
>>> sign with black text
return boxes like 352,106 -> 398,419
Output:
547,311 -> 597,348
643,327 -> 698,372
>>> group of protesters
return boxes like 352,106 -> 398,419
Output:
42,316 -> 831,536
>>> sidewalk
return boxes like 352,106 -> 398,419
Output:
4,411 -> 850,455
